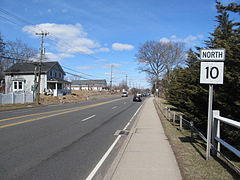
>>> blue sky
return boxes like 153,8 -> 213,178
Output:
0,0 -> 238,88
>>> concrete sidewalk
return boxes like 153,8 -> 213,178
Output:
107,97 -> 181,180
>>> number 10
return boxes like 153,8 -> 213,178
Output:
205,67 -> 219,79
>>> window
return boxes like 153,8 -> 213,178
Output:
19,82 -> 23,90
13,81 -> 24,91
14,81 -> 18,90
50,71 -> 53,76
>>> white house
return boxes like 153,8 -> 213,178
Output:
5,61 -> 71,96
71,80 -> 107,91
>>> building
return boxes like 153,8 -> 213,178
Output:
71,80 -> 107,91
4,61 -> 71,96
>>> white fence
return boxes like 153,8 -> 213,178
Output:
154,98 -> 240,174
0,93 -> 34,104
212,110 -> 240,158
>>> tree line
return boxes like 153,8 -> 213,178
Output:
136,1 -> 240,146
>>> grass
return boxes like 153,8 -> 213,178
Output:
0,103 -> 43,112
154,98 -> 240,180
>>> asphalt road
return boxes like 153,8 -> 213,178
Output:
0,96 -> 144,180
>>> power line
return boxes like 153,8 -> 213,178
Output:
0,7 -> 103,62
0,8 -> 31,25
0,15 -> 23,27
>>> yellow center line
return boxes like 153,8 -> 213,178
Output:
0,98 -> 123,123
0,98 -> 123,129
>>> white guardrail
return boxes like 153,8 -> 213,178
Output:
155,99 -> 240,159
212,110 -> 240,158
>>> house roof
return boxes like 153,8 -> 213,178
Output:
5,61 -> 65,75
72,79 -> 107,86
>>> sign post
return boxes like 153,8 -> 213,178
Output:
200,49 -> 225,160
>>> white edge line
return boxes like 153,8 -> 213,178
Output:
81,115 -> 96,122
85,103 -> 144,180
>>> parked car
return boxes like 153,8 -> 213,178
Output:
121,91 -> 128,97
133,94 -> 142,102
136,92 -> 142,97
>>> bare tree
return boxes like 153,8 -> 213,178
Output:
161,42 -> 185,81
0,33 -> 5,80
136,40 -> 165,81
5,39 -> 37,67
136,40 -> 185,84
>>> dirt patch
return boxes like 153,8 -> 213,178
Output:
0,90 -> 119,112
0,103 -> 43,112
40,90 -> 117,104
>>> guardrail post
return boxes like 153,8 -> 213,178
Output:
173,111 -> 176,124
165,107 -> 168,118
180,115 -> 183,130
190,121 -> 194,142
212,110 -> 220,156
168,108 -> 171,121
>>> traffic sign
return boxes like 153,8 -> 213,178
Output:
200,49 -> 225,61
200,62 -> 224,84
200,48 -> 225,160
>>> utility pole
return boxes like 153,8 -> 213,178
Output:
110,64 -> 113,93
125,74 -> 128,88
35,31 -> 49,104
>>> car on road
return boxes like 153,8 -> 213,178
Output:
121,91 -> 128,97
133,94 -> 142,102
136,92 -> 142,97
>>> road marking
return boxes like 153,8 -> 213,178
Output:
85,103 -> 144,180
124,103 -> 143,130
112,106 -> 118,109
81,115 -> 96,122
0,98 -> 124,129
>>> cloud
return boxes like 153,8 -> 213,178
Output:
112,43 -> 134,51
45,52 -> 74,61
23,23 -> 100,54
61,9 -> 68,13
96,59 -> 107,63
96,47 -> 110,52
160,34 -> 204,46
76,66 -> 93,70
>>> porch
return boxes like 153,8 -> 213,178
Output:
46,79 -> 71,96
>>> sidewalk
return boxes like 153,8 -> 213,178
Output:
107,97 -> 181,180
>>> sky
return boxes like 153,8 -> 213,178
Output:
0,0 -> 238,88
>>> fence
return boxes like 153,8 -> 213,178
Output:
0,93 -> 34,104
212,110 -> 240,158
154,98 -> 240,174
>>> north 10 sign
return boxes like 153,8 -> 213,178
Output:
200,62 -> 224,84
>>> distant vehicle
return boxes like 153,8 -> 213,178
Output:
142,92 -> 150,97
121,91 -> 128,97
133,94 -> 142,102
136,92 -> 142,97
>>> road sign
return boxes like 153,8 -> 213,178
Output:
200,62 -> 224,84
200,48 -> 225,160
200,49 -> 225,61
